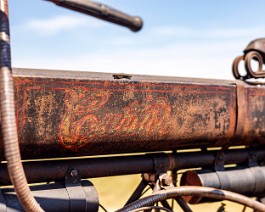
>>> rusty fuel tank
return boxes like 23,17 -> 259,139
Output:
5,68 -> 265,159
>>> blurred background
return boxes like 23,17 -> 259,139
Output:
9,0 -> 265,80
9,1 -> 265,211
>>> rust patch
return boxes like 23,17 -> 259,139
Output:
245,87 -> 265,145
59,87 -> 174,151
14,77 -> 237,158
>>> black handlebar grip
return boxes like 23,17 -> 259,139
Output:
47,0 -> 143,32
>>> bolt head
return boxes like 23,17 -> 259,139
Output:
70,169 -> 78,178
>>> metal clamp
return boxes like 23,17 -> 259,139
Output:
234,81 -> 246,139
215,151 -> 231,191
65,168 -> 87,212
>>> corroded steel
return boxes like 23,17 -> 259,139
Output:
0,67 -> 262,159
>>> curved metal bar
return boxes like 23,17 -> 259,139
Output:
232,55 -> 245,79
130,206 -> 173,212
245,51 -> 265,78
0,1 -> 44,211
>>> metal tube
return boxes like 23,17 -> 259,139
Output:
0,154 -> 154,185
0,148 -> 263,186
180,166 -> 265,203
0,1 -> 44,211
46,0 -> 143,32
5,67 -> 265,159
1,180 -> 98,211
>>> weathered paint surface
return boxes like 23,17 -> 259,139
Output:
13,75 -> 237,158
244,87 -> 265,146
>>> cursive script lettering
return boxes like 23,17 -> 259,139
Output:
59,87 -> 173,151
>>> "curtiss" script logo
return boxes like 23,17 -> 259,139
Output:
59,87 -> 173,151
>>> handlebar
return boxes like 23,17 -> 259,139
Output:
46,0 -> 143,32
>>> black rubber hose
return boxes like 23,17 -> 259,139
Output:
117,186 -> 265,212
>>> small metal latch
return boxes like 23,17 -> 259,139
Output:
113,74 -> 132,80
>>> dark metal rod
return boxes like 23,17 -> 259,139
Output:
175,196 -> 192,212
124,179 -> 149,206
0,154 -> 154,185
0,148 -> 264,186
46,0 -> 143,32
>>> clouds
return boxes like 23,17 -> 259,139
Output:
152,26 -> 265,40
11,14 -> 265,80
21,15 -> 103,36
13,38 -> 243,80
19,13 -> 265,40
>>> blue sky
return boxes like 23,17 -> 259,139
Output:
8,0 -> 265,79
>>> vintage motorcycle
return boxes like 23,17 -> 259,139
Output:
0,0 -> 265,211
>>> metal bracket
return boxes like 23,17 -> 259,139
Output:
113,74 -> 132,80
234,81 -> 246,139
65,168 -> 87,212
215,151 -> 225,171
215,150 -> 231,191
152,153 -> 169,174
248,150 -> 258,167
